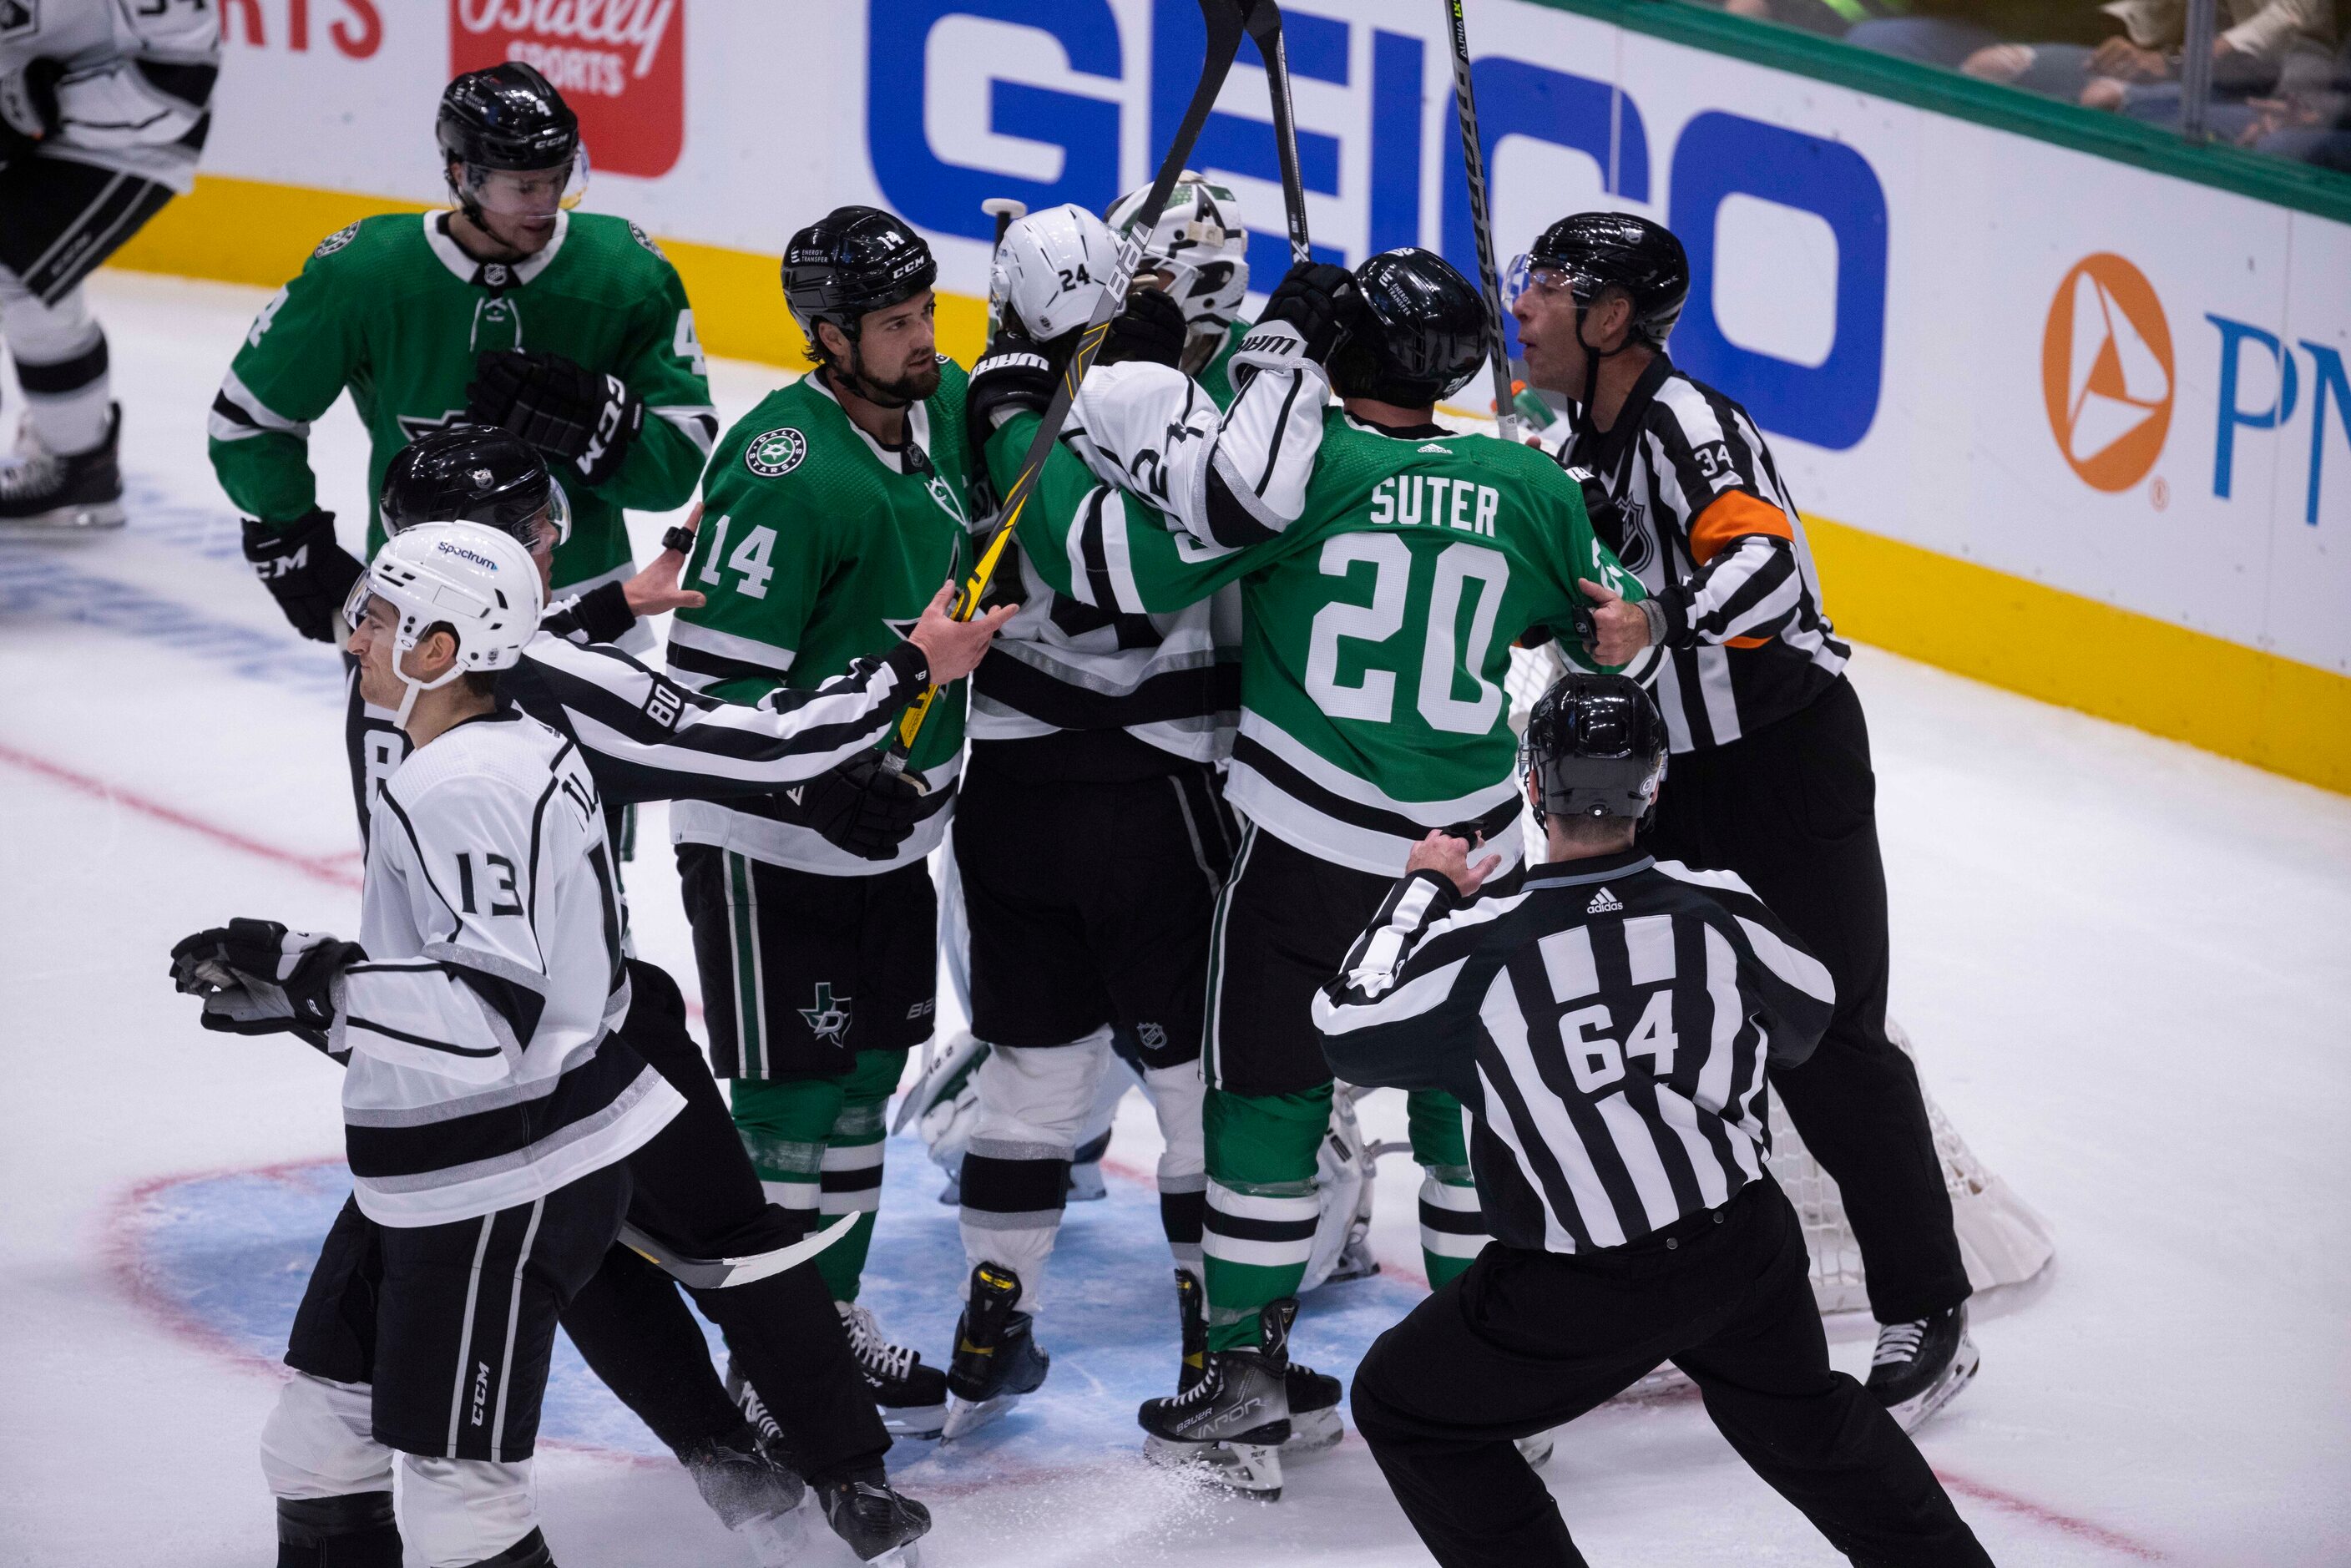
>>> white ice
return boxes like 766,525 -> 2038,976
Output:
2,271 -> 2347,1567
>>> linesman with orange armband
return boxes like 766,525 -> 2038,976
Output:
1509,212 -> 1979,1428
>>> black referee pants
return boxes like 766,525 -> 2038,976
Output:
1640,675 -> 1970,1324
560,959 -> 892,1484
1351,1180 -> 1992,1568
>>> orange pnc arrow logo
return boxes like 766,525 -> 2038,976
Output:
2042,254 -> 2174,493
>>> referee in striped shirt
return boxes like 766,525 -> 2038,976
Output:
1509,213 -> 1976,1418
1314,675 -> 1990,1568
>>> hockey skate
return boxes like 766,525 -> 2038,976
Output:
1282,1358 -> 1345,1454
1175,1268 -> 1208,1392
942,1262 -> 1049,1439
0,406 -> 124,531
1138,1298 -> 1298,1500
1867,1303 -> 1979,1433
817,1476 -> 932,1566
838,1299 -> 948,1439
677,1424 -> 810,1566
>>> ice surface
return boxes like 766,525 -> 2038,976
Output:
3,272 -> 2348,1566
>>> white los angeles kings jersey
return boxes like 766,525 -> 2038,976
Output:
0,0 -> 220,190
334,706 -> 683,1227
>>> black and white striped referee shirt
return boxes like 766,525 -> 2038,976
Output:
1555,354 -> 1848,753
1312,850 -> 1835,1253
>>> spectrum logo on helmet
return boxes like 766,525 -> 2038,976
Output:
2041,253 -> 2174,493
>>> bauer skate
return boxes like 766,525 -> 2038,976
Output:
1867,1303 -> 1979,1433
838,1299 -> 948,1439
677,1423 -> 811,1566
943,1262 -> 1050,1439
817,1476 -> 931,1567
0,405 -> 124,531
1138,1298 -> 1298,1499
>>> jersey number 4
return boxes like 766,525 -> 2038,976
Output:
1305,536 -> 1509,735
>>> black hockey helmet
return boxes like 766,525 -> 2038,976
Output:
1519,212 -> 1689,350
438,62 -> 579,172
1521,673 -> 1668,828
781,205 -> 938,364
1326,247 -> 1486,407
380,425 -> 569,549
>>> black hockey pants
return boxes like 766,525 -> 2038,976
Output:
1639,675 -> 1970,1324
565,959 -> 892,1484
1351,1179 -> 1993,1568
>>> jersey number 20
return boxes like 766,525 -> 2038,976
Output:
1304,537 -> 1508,735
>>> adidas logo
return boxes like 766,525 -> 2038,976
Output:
1418,442 -> 1450,453
1585,887 -> 1623,913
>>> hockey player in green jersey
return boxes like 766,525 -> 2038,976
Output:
971,247 -> 1657,1497
209,62 -> 716,652
669,205 -> 1008,1442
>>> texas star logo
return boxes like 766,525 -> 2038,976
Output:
800,982 -> 852,1044
396,410 -> 473,444
746,426 -> 806,478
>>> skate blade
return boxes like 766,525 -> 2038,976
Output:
1514,1432 -> 1555,1470
0,500 -> 125,532
1889,1337 -> 1980,1434
1143,1434 -> 1283,1499
880,1402 -> 947,1441
941,1390 -> 1025,1441
736,1502 -> 811,1566
1282,1407 -> 1344,1455
862,1545 -> 920,1568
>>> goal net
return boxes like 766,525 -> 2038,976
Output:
1504,643 -> 2055,1314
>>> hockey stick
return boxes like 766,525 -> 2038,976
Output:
1438,0 -> 1524,443
619,1209 -> 859,1291
978,196 -> 1029,345
1245,4 -> 1312,265
885,0 -> 1258,767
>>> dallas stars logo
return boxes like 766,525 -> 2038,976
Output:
397,409 -> 473,444
799,982 -> 852,1044
746,426 -> 806,478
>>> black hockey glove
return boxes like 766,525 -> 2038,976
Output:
467,349 -> 645,488
244,508 -> 365,645
170,918 -> 364,1039
796,753 -> 928,862
1255,261 -> 1363,365
1100,286 -> 1187,369
966,335 -> 1058,453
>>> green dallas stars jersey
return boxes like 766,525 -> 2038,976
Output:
209,210 -> 718,597
666,359 -> 977,875
1196,317 -> 1252,409
993,406 -> 1656,876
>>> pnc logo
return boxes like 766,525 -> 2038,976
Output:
2041,254 -> 2174,493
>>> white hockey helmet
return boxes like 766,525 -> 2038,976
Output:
345,521 -> 544,728
1105,170 -> 1251,354
991,202 -> 1122,344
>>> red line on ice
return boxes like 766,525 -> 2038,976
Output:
0,741 -> 362,890
1934,1469 -> 2167,1560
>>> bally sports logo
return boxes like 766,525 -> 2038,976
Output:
2041,254 -> 2174,493
453,0 -> 684,179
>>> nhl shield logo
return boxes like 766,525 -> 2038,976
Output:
746,427 -> 807,478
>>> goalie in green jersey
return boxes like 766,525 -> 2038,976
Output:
969,246 -> 1658,1497
208,62 -> 717,654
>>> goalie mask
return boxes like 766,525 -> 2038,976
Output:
1520,672 -> 1668,829
991,202 -> 1122,346
344,523 -> 544,730
1105,170 -> 1251,373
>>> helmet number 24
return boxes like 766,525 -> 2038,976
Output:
1303,535 -> 1509,736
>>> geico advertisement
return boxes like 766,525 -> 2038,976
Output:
205,0 -> 2346,670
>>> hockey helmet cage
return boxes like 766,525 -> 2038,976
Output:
437,63 -> 586,217
346,524 -> 545,729
1515,212 -> 1689,350
781,206 -> 938,362
380,426 -> 570,550
1105,170 -> 1251,343
1327,247 -> 1488,407
992,203 -> 1121,346
1520,672 -> 1669,828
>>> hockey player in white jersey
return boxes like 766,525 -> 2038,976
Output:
170,524 -> 686,1568
1,0 -> 217,527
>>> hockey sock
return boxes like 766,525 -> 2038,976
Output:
813,1048 -> 904,1300
731,1074 -> 848,1247
1201,1085 -> 1329,1353
1406,1089 -> 1490,1288
958,1038 -> 1112,1310
1140,1056 -> 1207,1277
